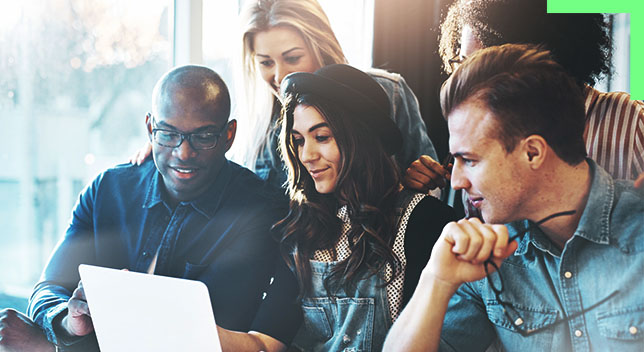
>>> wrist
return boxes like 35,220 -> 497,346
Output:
420,267 -> 461,295
59,315 -> 77,338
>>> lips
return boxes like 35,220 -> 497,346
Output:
308,167 -> 329,179
469,195 -> 484,208
170,166 -> 199,179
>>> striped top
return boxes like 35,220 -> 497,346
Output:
584,86 -> 644,180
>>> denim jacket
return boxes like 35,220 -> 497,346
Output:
254,69 -> 438,189
439,159 -> 644,352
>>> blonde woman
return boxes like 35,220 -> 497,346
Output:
238,0 -> 436,188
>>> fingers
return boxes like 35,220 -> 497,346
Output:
489,239 -> 518,271
635,172 -> 644,189
68,282 -> 90,317
129,142 -> 153,166
447,219 -> 511,264
404,155 -> 450,191
491,224 -> 510,257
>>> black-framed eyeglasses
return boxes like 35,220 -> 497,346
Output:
149,114 -> 229,150
484,210 -> 619,336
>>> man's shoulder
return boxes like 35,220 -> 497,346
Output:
610,180 -> 644,245
97,160 -> 156,185
85,160 -> 156,199
225,161 -> 287,206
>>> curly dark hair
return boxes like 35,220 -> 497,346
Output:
439,0 -> 612,86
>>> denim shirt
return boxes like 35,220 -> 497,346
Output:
440,160 -> 644,352
27,159 -> 285,349
254,69 -> 438,189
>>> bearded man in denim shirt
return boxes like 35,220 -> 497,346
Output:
385,44 -> 644,352
0,65 -> 284,352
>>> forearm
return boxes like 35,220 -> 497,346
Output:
27,283 -> 72,344
217,327 -> 285,352
383,270 -> 459,352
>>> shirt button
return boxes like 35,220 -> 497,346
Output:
629,326 -> 638,335
564,271 -> 573,279
342,335 -> 351,343
574,330 -> 583,337
514,318 -> 524,326
142,251 -> 149,257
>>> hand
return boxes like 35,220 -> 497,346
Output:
128,142 -> 152,165
403,155 -> 451,193
0,309 -> 55,352
61,281 -> 94,337
425,218 -> 518,287
635,172 -> 644,189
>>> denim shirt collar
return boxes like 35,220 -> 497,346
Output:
142,160 -> 234,219
512,159 -> 614,256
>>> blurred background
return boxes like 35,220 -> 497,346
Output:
0,0 -> 630,311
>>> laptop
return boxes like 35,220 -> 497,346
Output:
79,264 -> 222,352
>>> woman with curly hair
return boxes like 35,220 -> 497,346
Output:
217,64 -> 456,351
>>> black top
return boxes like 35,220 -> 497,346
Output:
250,195 -> 457,344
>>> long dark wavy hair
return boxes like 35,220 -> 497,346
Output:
276,92 -> 402,297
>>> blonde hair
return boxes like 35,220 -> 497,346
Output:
233,0 -> 347,168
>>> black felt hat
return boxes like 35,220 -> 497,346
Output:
280,64 -> 403,155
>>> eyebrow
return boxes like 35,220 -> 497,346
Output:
256,47 -> 305,58
155,120 -> 219,133
451,152 -> 472,159
292,122 -> 329,135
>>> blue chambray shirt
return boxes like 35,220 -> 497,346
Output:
255,69 -> 438,189
439,159 -> 644,352
27,159 -> 286,349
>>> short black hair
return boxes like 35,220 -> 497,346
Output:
153,65 -> 231,122
441,44 -> 587,165
439,0 -> 611,86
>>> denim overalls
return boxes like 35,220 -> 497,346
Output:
291,190 -> 425,352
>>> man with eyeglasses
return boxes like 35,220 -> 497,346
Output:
0,65 -> 285,352
384,44 -> 644,351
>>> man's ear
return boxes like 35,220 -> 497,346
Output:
522,135 -> 547,169
145,112 -> 153,140
223,119 -> 237,152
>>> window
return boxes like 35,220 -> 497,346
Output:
0,0 -> 171,310
0,0 -> 375,312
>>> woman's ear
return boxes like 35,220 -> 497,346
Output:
522,135 -> 547,169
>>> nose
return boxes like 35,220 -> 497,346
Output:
173,137 -> 197,161
299,140 -> 319,164
274,64 -> 289,90
450,159 -> 471,191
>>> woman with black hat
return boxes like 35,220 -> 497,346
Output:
216,64 -> 456,351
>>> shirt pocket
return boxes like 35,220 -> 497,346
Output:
297,297 -> 375,352
597,305 -> 643,347
486,301 -> 559,349
486,302 -> 559,332
301,302 -> 333,341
